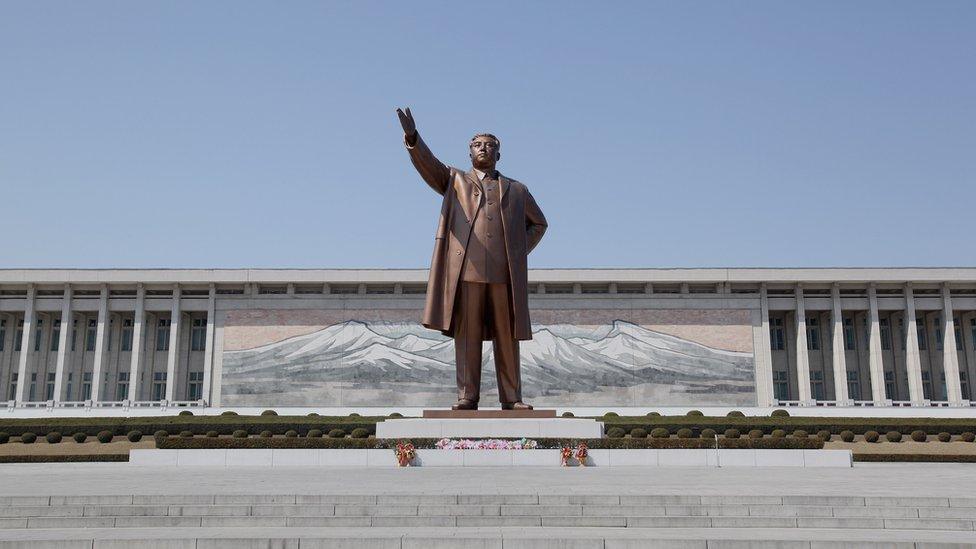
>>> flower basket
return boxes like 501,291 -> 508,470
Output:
394,442 -> 416,467
575,441 -> 588,466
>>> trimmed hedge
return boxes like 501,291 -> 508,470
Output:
700,428 -> 716,439
748,429 -> 763,439
793,430 -> 809,440
178,410 -> 193,416
0,415 -> 379,438
676,428 -> 694,439
727,411 -> 745,418
260,410 -> 278,416
686,410 -> 704,417
179,431 -> 193,439
771,409 -> 790,418
328,429 -> 346,439
0,454 -> 128,463
307,429 -> 323,438
938,432 -> 951,443
127,431 -> 143,443
840,430 -> 855,442
650,428 -> 669,439
911,430 -> 927,442
771,429 -> 786,439
606,427 -> 625,438
157,436 -> 823,451
260,430 -> 273,438
817,430 -> 831,441
561,412 -> 574,418
0,432 -> 8,444
351,428 -> 370,439
45,432 -> 62,444
724,429 -> 741,439
962,432 -> 975,443
854,453 -> 976,463
72,432 -> 87,443
96,431 -> 113,443
232,430 -> 247,438
206,431 -> 219,438
154,430 -> 168,439
21,432 -> 37,444
285,430 -> 299,438
630,428 -> 648,439
886,431 -> 902,442
864,431 -> 880,443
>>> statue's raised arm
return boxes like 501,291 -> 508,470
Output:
397,107 -> 449,195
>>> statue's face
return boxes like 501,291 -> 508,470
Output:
469,136 -> 500,170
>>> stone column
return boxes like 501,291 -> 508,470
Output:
127,284 -> 145,402
941,283 -> 965,405
793,284 -> 812,404
962,312 -> 976,401
165,284 -> 180,402
830,284 -> 850,404
14,285 -> 36,403
52,285 -> 72,402
755,284 -> 775,407
867,284 -> 887,404
89,285 -> 109,402
201,284 -> 216,405
903,282 -> 925,405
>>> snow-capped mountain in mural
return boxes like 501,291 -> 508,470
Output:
221,320 -> 754,404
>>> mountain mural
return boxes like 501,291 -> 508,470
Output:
220,319 -> 756,406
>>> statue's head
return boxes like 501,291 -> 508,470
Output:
469,133 -> 500,171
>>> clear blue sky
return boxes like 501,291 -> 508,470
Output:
1,1 -> 973,269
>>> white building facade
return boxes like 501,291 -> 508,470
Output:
1,268 -> 975,414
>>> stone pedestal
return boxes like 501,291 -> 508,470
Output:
376,415 -> 603,439
422,409 -> 557,419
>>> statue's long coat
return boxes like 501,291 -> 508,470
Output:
406,133 -> 547,341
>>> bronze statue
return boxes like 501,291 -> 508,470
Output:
397,107 -> 547,410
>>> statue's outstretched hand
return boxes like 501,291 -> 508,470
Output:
396,107 -> 417,144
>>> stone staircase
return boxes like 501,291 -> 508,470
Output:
1,493 -> 975,548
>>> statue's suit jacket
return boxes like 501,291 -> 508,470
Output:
406,133 -> 547,341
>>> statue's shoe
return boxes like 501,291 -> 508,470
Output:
501,401 -> 533,410
451,399 -> 478,410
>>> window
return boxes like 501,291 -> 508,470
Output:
917,323 -> 928,351
921,371 -> 932,400
954,318 -> 963,351
28,373 -> 36,401
940,372 -> 948,401
33,319 -> 43,352
156,319 -> 171,351
770,318 -> 785,351
45,373 -> 55,400
972,319 -> 976,351
0,319 -> 4,352
152,372 -> 167,400
116,372 -> 129,401
961,371 -> 970,401
806,317 -> 820,351
810,370 -> 824,400
51,320 -> 60,352
884,371 -> 896,401
773,370 -> 790,400
71,319 -> 78,351
190,318 -> 207,351
85,319 -> 97,352
120,319 -> 133,352
8,373 -> 17,400
934,316 -> 943,351
879,318 -> 892,351
14,320 -> 23,351
82,372 -> 92,401
847,370 -> 861,400
843,318 -> 856,351
66,373 -> 73,401
107,318 -> 114,351
187,371 -> 203,400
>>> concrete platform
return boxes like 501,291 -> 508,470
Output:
422,409 -> 558,418
128,448 -> 853,468
375,417 -> 604,438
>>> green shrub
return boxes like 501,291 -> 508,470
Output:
351,428 -> 370,439
911,430 -> 927,442
724,428 -> 741,439
677,428 -> 694,439
328,429 -> 346,438
792,430 -> 809,439
349,413 -> 361,417
389,412 -> 403,418
45,432 -> 62,444
606,427 -> 625,438
0,432 -> 9,444
770,409 -> 790,418
561,412 -> 574,418
817,430 -> 831,441
72,432 -> 87,443
20,432 -> 37,444
260,430 -> 273,438
686,410 -> 704,417
127,431 -> 143,443
937,432 -> 951,443
885,431 -> 902,443
179,431 -> 193,439
260,410 -> 278,416
961,432 -> 975,443
650,427 -> 670,439
840,430 -> 855,442
220,411 -> 238,416
307,412 -> 320,417
232,430 -> 247,439
771,429 -> 786,438
284,430 -> 298,438
645,412 -> 661,417
603,412 -> 619,418
206,431 -> 219,438
630,428 -> 648,439
748,429 -> 763,439
864,430 -> 880,443
307,429 -> 323,438
700,428 -> 716,439
96,431 -> 113,443
726,410 -> 745,417
153,430 -> 168,439
178,410 -> 193,416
